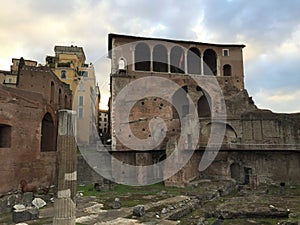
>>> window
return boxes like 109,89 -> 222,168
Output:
61,70 -> 66,79
79,96 -> 84,106
223,64 -> 232,76
58,89 -> 62,106
78,82 -> 84,91
79,71 -> 88,77
78,108 -> 84,118
64,95 -> 68,108
0,124 -> 12,148
223,49 -> 229,57
50,81 -> 54,103
104,118 -> 107,122
118,58 -> 126,70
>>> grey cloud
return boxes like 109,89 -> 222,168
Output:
201,0 -> 300,47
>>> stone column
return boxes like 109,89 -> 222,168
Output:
53,110 -> 77,225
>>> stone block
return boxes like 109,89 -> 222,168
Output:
22,192 -> 33,206
133,205 -> 145,217
12,207 -> 38,223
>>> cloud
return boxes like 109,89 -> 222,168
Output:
253,88 -> 300,113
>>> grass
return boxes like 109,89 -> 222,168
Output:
77,182 -> 188,208
265,184 -> 300,196
77,182 -> 184,196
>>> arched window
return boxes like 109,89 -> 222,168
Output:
118,58 -> 126,70
223,64 -> 232,76
153,44 -> 168,72
170,46 -> 185,74
203,49 -> 217,75
58,88 -> 62,107
64,95 -> 68,108
61,70 -> 66,79
197,92 -> 211,117
40,113 -> 56,152
172,86 -> 189,118
135,43 -> 150,71
187,47 -> 201,74
50,81 -> 54,103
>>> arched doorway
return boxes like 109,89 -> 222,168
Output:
40,113 -> 56,152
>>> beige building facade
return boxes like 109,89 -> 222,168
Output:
46,45 -> 100,145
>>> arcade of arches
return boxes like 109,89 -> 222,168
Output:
132,42 -> 231,76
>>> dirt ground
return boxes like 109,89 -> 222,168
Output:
0,180 -> 299,225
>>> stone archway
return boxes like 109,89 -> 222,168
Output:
40,112 -> 56,152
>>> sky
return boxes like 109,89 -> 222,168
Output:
1,0 -> 300,112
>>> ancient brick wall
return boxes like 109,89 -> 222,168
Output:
17,65 -> 72,109
0,86 -> 59,194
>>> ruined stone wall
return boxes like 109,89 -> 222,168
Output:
0,86 -> 58,194
198,151 -> 300,185
77,155 -> 105,185
111,72 -> 256,151
241,110 -> 300,145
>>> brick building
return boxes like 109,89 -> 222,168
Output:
0,59 -> 72,194
109,34 -> 300,186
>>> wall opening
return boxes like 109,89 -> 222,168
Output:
172,86 -> 189,119
61,70 -> 66,79
223,64 -> 232,76
197,93 -> 211,117
64,95 -> 68,108
0,124 -> 12,148
187,47 -> 201,74
118,58 -> 127,75
118,58 -> 126,70
40,113 -> 56,152
153,44 -> 168,72
244,167 -> 252,185
230,163 -> 242,184
58,88 -> 62,107
170,46 -> 185,74
203,49 -> 217,75
50,81 -> 54,103
224,124 -> 237,143
135,42 -> 151,71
